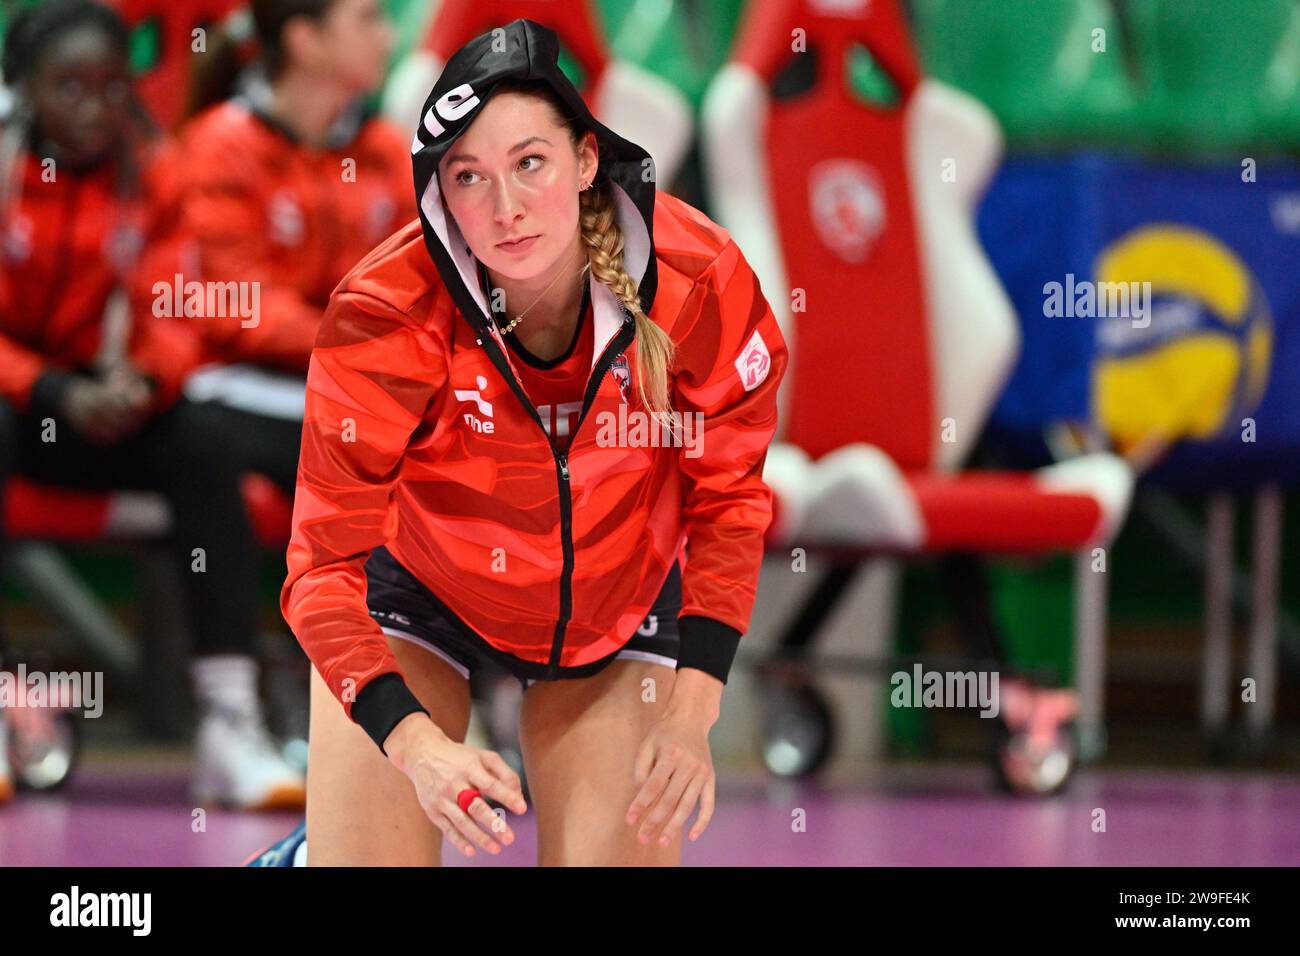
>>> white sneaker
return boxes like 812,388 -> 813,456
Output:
0,711 -> 13,804
192,706 -> 306,810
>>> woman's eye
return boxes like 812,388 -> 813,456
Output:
519,154 -> 544,171
455,170 -> 478,186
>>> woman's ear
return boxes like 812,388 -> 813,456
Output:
280,15 -> 321,69
579,130 -> 599,186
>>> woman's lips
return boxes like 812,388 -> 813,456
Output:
497,234 -> 539,253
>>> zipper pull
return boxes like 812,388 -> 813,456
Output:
558,455 -> 570,481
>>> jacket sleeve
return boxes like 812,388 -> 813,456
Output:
670,238 -> 788,684
0,334 -> 56,412
178,145 -> 323,370
280,288 -> 448,753
0,263 -> 71,413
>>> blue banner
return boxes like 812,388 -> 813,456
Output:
978,153 -> 1300,490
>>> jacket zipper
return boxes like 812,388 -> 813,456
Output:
470,308 -> 637,674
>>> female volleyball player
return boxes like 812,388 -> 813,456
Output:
272,18 -> 786,865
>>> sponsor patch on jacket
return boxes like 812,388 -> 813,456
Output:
734,329 -> 771,392
611,353 -> 631,403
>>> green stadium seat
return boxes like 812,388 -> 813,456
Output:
1259,3 -> 1300,149
1126,0 -> 1294,155
910,0 -> 1138,146
597,0 -> 748,110
382,0 -> 437,82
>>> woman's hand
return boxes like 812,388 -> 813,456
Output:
61,366 -> 154,445
384,713 -> 528,858
626,671 -> 721,847
100,361 -> 155,414
61,377 -> 132,444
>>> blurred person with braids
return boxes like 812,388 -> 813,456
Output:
0,0 -> 304,810
249,19 -> 787,867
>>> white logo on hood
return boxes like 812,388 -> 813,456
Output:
411,84 -> 482,153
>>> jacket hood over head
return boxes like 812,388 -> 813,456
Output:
409,17 -> 659,352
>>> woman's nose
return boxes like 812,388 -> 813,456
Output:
492,179 -> 524,224
75,96 -> 109,127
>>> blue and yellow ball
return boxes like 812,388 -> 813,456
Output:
1091,225 -> 1272,452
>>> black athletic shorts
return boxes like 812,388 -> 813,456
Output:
364,545 -> 682,691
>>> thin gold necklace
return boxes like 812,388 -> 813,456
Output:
493,255 -> 590,335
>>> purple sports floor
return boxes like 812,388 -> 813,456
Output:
2,752 -> 1297,865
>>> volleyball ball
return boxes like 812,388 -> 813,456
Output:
1091,225 -> 1272,453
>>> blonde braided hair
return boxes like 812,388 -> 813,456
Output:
579,180 -> 677,434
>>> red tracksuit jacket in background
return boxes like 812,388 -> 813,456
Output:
169,96 -> 412,371
0,145 -> 202,413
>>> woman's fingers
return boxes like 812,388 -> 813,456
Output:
689,775 -> 716,841
466,796 -> 512,847
440,796 -> 503,855
430,809 -> 477,857
478,752 -> 527,813
479,776 -> 526,815
636,758 -> 696,845
421,792 -> 496,858
626,746 -> 679,827
656,775 -> 706,847
439,757 -> 527,856
407,745 -> 532,858
461,776 -> 516,846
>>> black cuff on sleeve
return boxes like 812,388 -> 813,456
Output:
29,368 -> 77,419
351,672 -> 430,756
675,615 -> 742,685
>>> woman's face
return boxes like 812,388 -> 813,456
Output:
302,0 -> 393,96
27,27 -> 131,168
437,92 -> 598,283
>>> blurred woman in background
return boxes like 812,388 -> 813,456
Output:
0,0 -> 304,809
167,0 -> 411,495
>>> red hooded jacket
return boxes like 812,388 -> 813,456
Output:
282,193 -> 787,745
281,18 -> 787,748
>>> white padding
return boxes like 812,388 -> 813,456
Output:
595,60 -> 693,187
1035,452 -> 1135,546
701,63 -> 796,439
382,50 -> 445,141
800,443 -> 925,550
762,441 -> 813,543
184,364 -> 306,421
105,492 -> 173,538
906,79 -> 1018,471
